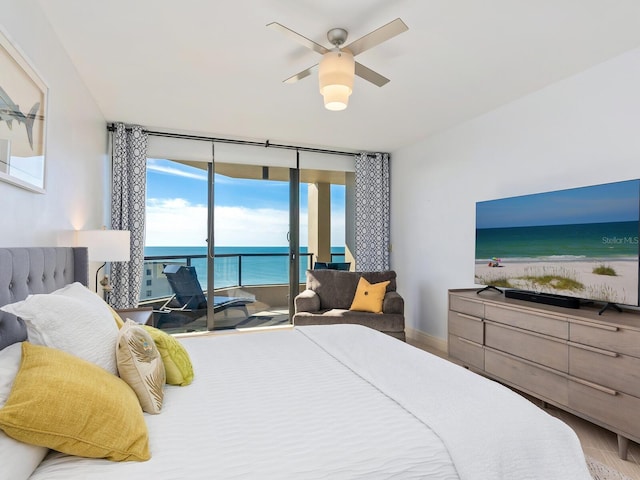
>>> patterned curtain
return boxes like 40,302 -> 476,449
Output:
354,152 -> 391,271
110,123 -> 148,308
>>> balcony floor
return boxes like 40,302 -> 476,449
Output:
157,307 -> 290,334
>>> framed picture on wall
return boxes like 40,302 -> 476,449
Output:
0,28 -> 47,193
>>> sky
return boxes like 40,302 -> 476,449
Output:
145,158 -> 346,247
476,179 -> 640,229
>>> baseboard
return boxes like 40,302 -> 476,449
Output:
405,327 -> 447,355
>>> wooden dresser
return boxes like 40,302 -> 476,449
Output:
448,288 -> 640,459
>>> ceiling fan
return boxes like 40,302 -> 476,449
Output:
267,18 -> 408,111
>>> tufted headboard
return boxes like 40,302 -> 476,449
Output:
0,247 -> 88,350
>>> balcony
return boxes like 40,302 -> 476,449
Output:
139,250 -> 346,333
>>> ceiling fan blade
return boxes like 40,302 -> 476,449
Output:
345,18 -> 408,57
283,64 -> 317,84
267,22 -> 329,55
354,62 -> 390,87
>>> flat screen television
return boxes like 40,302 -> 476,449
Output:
475,179 -> 640,309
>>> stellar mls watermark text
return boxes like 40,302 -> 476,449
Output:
602,236 -> 639,244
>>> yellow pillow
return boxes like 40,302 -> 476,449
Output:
0,343 -> 150,462
142,325 -> 194,386
117,320 -> 166,414
349,277 -> 390,314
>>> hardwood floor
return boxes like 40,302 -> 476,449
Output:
544,404 -> 640,479
409,339 -> 640,479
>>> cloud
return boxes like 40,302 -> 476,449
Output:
146,198 -> 208,246
147,159 -> 208,181
146,197 -> 345,247
147,159 -> 246,185
146,198 -> 306,247
215,205 -> 296,246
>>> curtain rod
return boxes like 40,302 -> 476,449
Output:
106,123 -> 357,157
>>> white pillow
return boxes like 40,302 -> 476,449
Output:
0,293 -> 119,375
0,343 -> 22,406
52,282 -> 111,312
0,343 -> 49,480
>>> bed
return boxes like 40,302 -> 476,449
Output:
0,247 -> 591,479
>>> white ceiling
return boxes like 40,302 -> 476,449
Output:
38,0 -> 640,153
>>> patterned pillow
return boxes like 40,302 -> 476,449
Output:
142,325 -> 194,386
116,320 -> 165,414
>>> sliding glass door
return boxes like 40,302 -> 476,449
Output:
142,157 -> 211,332
142,143 -> 352,333
212,162 -> 293,329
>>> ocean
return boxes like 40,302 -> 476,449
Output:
145,246 -> 346,289
475,221 -> 639,262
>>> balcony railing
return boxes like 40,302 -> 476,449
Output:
139,251 -> 346,302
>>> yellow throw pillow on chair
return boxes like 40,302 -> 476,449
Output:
349,277 -> 390,314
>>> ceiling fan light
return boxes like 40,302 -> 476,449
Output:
322,85 -> 351,111
319,50 -> 354,111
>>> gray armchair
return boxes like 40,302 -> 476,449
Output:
293,269 -> 405,341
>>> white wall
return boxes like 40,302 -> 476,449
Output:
0,0 -> 106,247
392,47 -> 640,342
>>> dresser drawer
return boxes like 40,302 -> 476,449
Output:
570,321 -> 640,358
569,344 -> 640,398
448,335 -> 484,371
449,294 -> 484,318
485,322 -> 568,372
448,311 -> 483,344
569,380 -> 640,439
485,349 -> 568,405
485,304 -> 568,339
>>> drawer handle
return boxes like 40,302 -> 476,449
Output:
568,341 -> 618,358
458,337 -> 483,348
571,377 -> 618,396
570,318 -> 619,332
456,312 -> 482,322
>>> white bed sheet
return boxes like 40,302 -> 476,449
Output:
29,326 -> 458,480
28,324 -> 591,480
300,324 -> 591,480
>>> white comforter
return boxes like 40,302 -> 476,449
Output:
29,325 -> 590,480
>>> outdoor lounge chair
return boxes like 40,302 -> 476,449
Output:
313,262 -> 351,271
157,265 -> 254,329
162,264 -> 207,310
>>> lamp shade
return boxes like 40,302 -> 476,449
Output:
319,50 -> 354,111
76,230 -> 131,262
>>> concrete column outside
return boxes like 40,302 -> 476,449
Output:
308,182 -> 331,264
344,172 -> 356,271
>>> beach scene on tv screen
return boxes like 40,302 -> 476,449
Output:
475,179 -> 640,306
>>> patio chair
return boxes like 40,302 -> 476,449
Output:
313,261 -> 351,271
162,264 -> 207,310
157,265 -> 254,329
